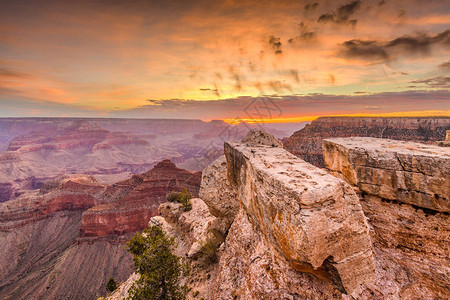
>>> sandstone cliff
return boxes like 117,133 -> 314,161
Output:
284,116 -> 450,167
110,130 -> 449,300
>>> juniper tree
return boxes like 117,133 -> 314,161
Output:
126,226 -> 188,300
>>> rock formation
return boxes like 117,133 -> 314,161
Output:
284,116 -> 450,167
80,159 -> 201,239
323,137 -> 449,212
110,130 -> 449,300
436,130 -> 450,147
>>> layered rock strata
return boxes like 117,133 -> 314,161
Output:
284,117 -> 450,167
323,137 -> 450,212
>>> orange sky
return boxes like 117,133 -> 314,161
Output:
0,0 -> 449,120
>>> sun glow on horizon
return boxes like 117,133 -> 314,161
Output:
223,110 -> 450,124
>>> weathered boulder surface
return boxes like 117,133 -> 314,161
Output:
323,137 -> 450,212
241,128 -> 283,147
224,139 -> 375,293
199,156 -> 238,225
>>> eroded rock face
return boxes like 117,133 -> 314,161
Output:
199,156 -> 238,224
323,137 -> 450,212
80,159 -> 202,238
224,141 -> 375,293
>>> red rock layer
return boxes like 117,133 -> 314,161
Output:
0,176 -> 106,230
284,116 -> 450,167
79,159 -> 202,238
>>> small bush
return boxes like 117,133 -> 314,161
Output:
166,188 -> 193,211
199,240 -> 218,264
106,277 -> 117,292
166,191 -> 181,202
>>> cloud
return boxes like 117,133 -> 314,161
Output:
338,29 -> 450,62
438,61 -> 450,69
288,22 -> 317,45
318,0 -> 361,26
385,29 -> 450,54
268,35 -> 283,55
339,40 -> 389,61
113,90 -> 450,120
304,3 -> 319,10
410,76 -> 450,88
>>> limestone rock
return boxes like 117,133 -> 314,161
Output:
241,129 -> 283,147
158,198 -> 216,258
224,141 -> 375,293
199,155 -> 238,225
323,137 -> 450,212
284,116 -> 450,167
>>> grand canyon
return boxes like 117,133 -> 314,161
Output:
0,116 -> 448,299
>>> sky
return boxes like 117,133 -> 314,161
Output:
0,0 -> 449,121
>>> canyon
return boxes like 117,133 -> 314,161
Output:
0,118 -> 301,202
0,159 -> 201,300
109,129 -> 449,300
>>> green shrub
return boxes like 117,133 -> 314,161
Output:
166,188 -> 193,211
126,226 -> 189,300
199,240 -> 218,264
106,277 -> 117,292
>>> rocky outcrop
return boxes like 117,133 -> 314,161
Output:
436,130 -> 450,147
224,138 -> 374,293
284,117 -> 450,167
323,137 -> 450,212
199,156 -> 238,231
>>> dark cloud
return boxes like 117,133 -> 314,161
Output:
385,30 -> 450,54
318,0 -> 361,26
339,29 -> 450,62
199,85 -> 221,97
339,39 -> 388,60
268,35 -> 283,55
410,76 -> 450,88
288,22 -> 317,45
304,3 -> 319,10
438,61 -> 450,69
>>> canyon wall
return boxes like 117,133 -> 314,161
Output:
112,130 -> 449,300
0,160 -> 201,300
284,117 -> 450,167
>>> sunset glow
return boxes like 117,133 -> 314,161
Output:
0,0 -> 449,119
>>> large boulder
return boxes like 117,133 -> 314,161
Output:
224,139 -> 375,294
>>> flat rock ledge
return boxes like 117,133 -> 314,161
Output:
323,137 -> 450,213
224,140 -> 375,294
